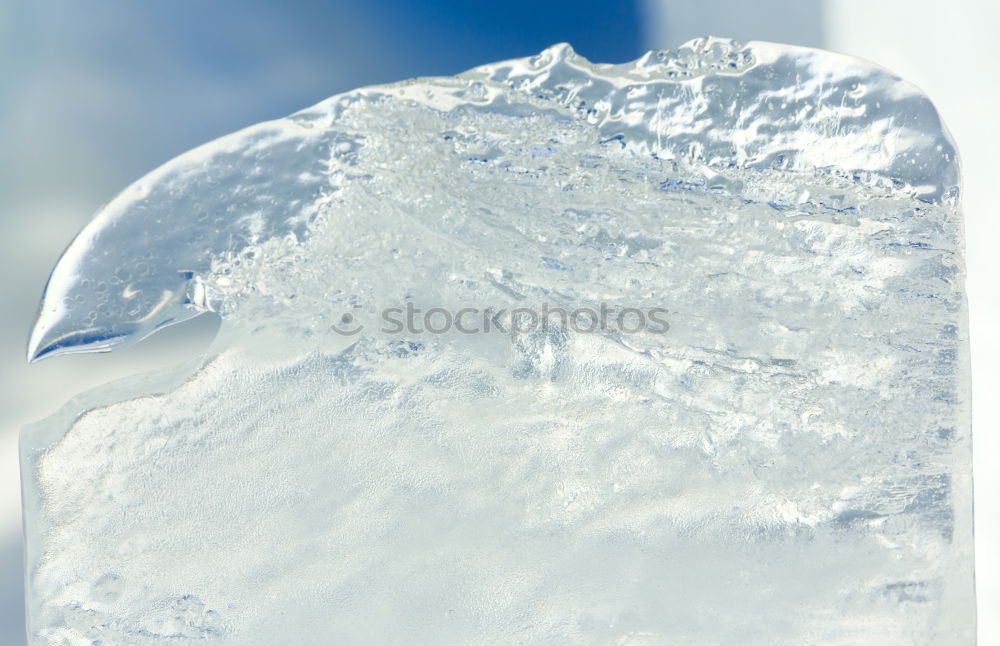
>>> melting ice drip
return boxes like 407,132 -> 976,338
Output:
23,39 -> 974,644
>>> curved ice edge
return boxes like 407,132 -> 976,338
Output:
26,37 -> 960,363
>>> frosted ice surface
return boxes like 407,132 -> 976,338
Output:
22,39 -> 974,644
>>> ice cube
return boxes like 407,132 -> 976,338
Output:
22,39 -> 974,644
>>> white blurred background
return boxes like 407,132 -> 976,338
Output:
1,1 -> 995,642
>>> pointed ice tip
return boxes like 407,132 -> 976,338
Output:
532,42 -> 576,65
26,272 -> 204,363
26,316 -> 54,363
26,320 -> 125,363
26,331 -> 47,364
547,42 -> 575,56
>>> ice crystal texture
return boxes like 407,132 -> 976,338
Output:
23,39 -> 974,644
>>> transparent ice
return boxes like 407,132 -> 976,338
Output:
22,39 -> 975,644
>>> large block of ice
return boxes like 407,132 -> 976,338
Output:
22,39 -> 974,644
